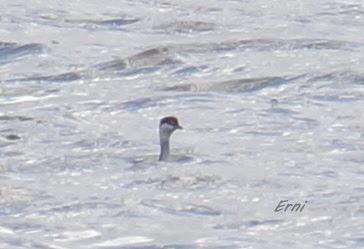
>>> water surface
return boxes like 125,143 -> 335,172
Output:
0,0 -> 363,248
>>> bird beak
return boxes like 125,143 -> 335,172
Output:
176,125 -> 183,130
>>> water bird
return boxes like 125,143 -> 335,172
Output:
159,116 -> 182,161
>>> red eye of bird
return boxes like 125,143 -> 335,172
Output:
161,116 -> 178,126
168,119 -> 177,126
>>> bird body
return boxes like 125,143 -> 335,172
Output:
159,116 -> 182,161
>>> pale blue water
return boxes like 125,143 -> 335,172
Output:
0,1 -> 363,248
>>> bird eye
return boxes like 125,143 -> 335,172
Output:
160,116 -> 179,127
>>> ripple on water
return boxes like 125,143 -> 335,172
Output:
64,17 -> 140,30
92,236 -> 154,247
141,199 -> 221,217
162,75 -> 302,93
154,21 -> 216,33
0,42 -> 43,64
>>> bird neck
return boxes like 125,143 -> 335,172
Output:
159,133 -> 170,161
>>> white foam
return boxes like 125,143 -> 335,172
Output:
93,236 -> 153,247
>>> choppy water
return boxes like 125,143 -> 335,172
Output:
1,0 -> 364,248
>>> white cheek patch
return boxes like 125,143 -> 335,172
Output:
161,123 -> 174,131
